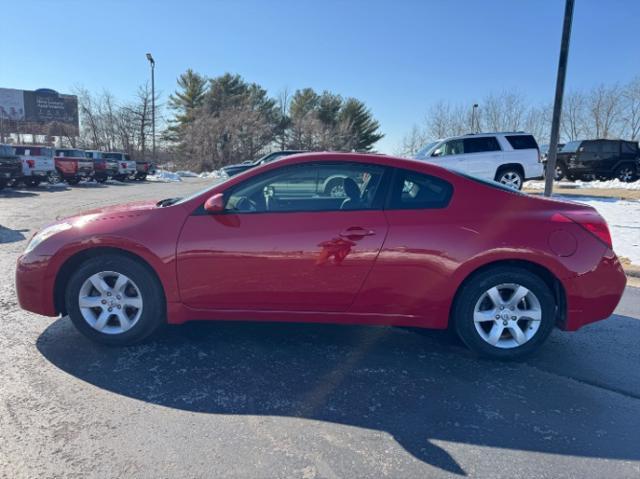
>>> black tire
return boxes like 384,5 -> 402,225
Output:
553,162 -> 566,181
614,164 -> 637,183
24,177 -> 41,187
66,177 -> 80,185
65,254 -> 166,346
95,176 -> 107,184
494,167 -> 524,190
452,266 -> 556,360
323,177 -> 345,197
48,170 -> 62,184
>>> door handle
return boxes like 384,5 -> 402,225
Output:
340,227 -> 375,238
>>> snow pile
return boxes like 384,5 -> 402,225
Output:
198,170 -> 224,179
146,170 -> 182,182
175,170 -> 199,178
565,196 -> 640,265
525,179 -> 640,190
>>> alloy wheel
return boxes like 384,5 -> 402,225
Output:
473,283 -> 542,349
617,167 -> 635,182
499,171 -> 522,189
78,271 -> 143,335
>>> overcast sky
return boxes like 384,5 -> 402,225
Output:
2,0 -> 638,153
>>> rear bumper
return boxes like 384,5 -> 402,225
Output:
561,250 -> 627,331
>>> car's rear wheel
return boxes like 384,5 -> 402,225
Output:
553,162 -> 566,181
453,267 -> 556,360
48,170 -> 62,184
495,167 -> 524,190
614,164 -> 637,183
65,254 -> 165,346
66,177 -> 80,185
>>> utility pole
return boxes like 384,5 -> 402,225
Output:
544,0 -> 575,197
146,53 -> 156,164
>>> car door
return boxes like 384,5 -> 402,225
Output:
350,167 -> 455,322
176,161 -> 390,312
462,136 -> 503,180
430,139 -> 464,171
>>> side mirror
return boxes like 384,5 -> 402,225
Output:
431,149 -> 442,158
204,193 -> 225,213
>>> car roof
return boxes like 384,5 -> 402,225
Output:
245,151 -> 457,179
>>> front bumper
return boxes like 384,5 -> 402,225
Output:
561,250 -> 627,331
16,253 -> 57,317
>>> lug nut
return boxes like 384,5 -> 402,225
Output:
116,295 -> 121,300
108,307 -> 113,312
101,300 -> 107,304
107,292 -> 112,297
495,315 -> 500,319
512,316 -> 517,320
502,320 -> 508,326
117,305 -> 121,309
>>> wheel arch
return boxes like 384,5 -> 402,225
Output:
449,259 -> 567,329
53,246 -> 166,315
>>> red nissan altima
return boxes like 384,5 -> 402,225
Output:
16,152 -> 626,359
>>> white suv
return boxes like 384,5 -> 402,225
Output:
415,132 -> 543,190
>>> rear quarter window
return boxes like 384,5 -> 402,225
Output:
388,169 -> 453,209
505,135 -> 538,150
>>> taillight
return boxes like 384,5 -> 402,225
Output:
26,159 -> 35,168
552,211 -> 612,248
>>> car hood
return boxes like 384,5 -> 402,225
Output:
56,199 -> 159,224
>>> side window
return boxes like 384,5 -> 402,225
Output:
388,169 -> 453,210
463,137 -> 501,153
443,139 -> 464,156
505,135 -> 538,150
622,142 -> 639,155
600,141 -> 618,156
225,162 -> 386,213
581,142 -> 599,153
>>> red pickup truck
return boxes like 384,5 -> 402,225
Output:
54,149 -> 94,185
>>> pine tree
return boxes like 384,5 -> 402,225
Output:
166,69 -> 208,140
339,98 -> 384,151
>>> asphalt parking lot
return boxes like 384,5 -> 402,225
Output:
1,179 -> 639,478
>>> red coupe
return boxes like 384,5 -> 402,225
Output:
16,153 -> 626,359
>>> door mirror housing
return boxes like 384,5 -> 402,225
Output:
204,193 -> 225,213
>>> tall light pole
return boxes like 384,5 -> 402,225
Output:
471,104 -> 479,133
146,53 -> 156,163
544,0 -> 574,197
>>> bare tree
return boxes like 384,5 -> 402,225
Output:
622,77 -> 640,140
585,83 -> 623,138
397,124 -> 429,157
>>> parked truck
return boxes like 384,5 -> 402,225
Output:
13,145 -> 56,186
54,149 -> 94,185
102,152 -> 136,181
84,150 -> 119,183
0,144 -> 23,190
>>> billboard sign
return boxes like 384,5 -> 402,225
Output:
0,88 -> 79,136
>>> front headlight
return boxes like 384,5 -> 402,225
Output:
24,223 -> 72,255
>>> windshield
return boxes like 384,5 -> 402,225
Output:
561,141 -> 582,153
170,176 -> 234,207
103,152 -> 122,160
414,141 -> 440,160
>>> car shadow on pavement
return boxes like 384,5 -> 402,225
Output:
37,315 -> 640,476
0,225 -> 28,243
0,190 -> 39,198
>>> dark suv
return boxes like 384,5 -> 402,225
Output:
553,139 -> 639,182
222,150 -> 306,177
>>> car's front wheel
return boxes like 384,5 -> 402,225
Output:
453,267 -> 556,360
65,254 -> 165,346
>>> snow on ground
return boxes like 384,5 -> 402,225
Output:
146,170 -> 182,182
198,170 -> 224,179
558,195 -> 640,265
525,179 -> 640,190
175,170 -> 199,178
